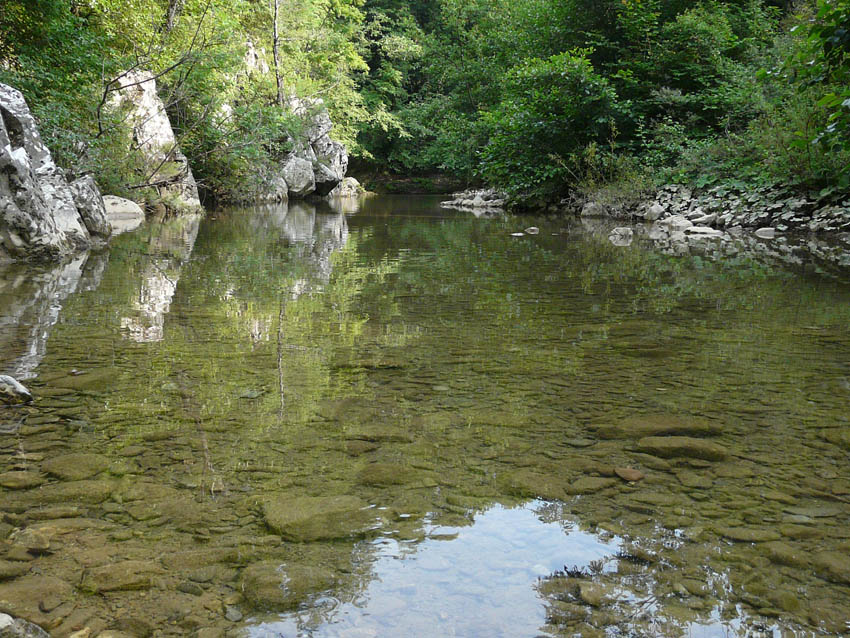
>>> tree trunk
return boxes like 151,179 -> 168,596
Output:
271,0 -> 284,106
164,0 -> 185,33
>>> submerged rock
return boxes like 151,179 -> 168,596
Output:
716,526 -> 781,543
636,436 -> 727,461
262,495 -> 374,541
241,561 -> 335,610
594,415 -> 722,440
567,477 -> 618,495
0,473 -> 43,490
80,560 -> 164,592
614,467 -> 645,482
41,454 -> 109,481
813,551 -> 850,584
0,575 -> 72,624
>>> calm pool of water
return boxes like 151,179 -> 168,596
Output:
1,195 -> 849,637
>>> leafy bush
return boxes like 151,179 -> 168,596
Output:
479,51 -> 623,195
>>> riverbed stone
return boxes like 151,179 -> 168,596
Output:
0,575 -> 72,624
761,541 -> 808,568
262,495 -> 373,541
0,473 -> 44,490
80,560 -> 164,592
614,467 -> 644,482
716,526 -> 781,543
8,529 -> 49,555
813,551 -> 850,584
636,436 -> 727,461
357,463 -> 415,486
25,480 -> 115,504
498,470 -> 566,501
41,454 -> 109,481
241,561 -> 335,610
594,415 -> 722,440
567,477 -> 618,495
0,562 -> 29,581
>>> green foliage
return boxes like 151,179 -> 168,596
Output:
789,0 -> 850,180
479,52 -> 622,195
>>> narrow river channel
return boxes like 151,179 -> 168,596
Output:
1,195 -> 849,637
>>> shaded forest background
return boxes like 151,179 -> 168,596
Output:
2,0 -> 849,205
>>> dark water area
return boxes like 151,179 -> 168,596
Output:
1,195 -> 849,637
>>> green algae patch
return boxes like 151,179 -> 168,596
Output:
262,495 -> 375,541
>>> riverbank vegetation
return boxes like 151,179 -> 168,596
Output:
1,0 -> 848,205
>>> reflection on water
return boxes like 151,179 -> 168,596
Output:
1,196 -> 849,638
250,501 -> 619,638
120,214 -> 201,342
0,252 -> 107,378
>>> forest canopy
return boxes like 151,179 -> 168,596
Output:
1,0 -> 848,203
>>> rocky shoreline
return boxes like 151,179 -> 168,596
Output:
576,183 -> 850,235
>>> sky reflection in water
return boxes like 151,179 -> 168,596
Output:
248,500 -> 619,637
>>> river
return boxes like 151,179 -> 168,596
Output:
1,195 -> 849,637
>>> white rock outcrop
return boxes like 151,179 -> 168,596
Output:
0,83 -> 101,261
70,175 -> 112,237
284,97 -> 348,198
109,71 -> 201,212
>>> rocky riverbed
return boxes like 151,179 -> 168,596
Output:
1,197 -> 850,637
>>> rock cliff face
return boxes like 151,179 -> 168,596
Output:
0,83 -> 104,262
109,71 -> 201,212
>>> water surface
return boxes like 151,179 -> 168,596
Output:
1,195 -> 849,637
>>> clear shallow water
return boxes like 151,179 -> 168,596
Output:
0,196 -> 849,637
250,501 -> 620,638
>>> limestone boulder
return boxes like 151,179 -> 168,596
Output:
327,177 -> 363,198
103,196 -> 144,234
70,175 -> 111,237
281,98 -> 348,198
0,83 -> 92,260
109,71 -> 201,213
282,157 -> 316,197
311,136 -> 348,196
